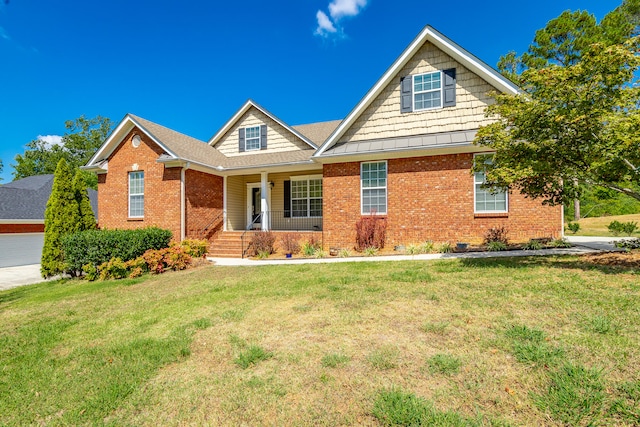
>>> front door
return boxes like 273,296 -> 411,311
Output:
246,183 -> 270,230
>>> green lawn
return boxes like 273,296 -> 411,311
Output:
568,213 -> 640,237
1,256 -> 639,426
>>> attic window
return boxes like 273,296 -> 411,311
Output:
414,71 -> 442,110
245,126 -> 261,151
132,134 -> 142,148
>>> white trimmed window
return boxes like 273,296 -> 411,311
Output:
413,71 -> 442,111
291,176 -> 322,217
128,171 -> 144,218
474,155 -> 507,213
245,126 -> 261,151
361,161 -> 387,214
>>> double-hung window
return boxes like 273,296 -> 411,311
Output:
129,171 -> 144,218
474,155 -> 507,213
361,161 -> 387,214
413,71 -> 442,111
291,176 -> 323,217
245,126 -> 261,151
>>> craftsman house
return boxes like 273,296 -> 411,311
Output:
83,25 -> 562,256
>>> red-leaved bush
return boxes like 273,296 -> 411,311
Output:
355,215 -> 387,251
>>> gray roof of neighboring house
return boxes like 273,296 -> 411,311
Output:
321,129 -> 478,157
0,174 -> 98,220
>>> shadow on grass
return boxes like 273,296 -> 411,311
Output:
458,254 -> 639,275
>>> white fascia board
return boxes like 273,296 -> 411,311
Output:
314,25 -> 520,158
208,100 -> 317,149
85,114 -> 180,167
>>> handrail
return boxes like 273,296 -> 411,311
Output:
241,213 -> 263,258
199,210 -> 224,240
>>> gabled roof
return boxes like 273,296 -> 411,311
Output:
313,25 -> 520,158
208,100 -> 319,150
0,174 -> 98,221
84,113 -> 226,171
293,120 -> 342,146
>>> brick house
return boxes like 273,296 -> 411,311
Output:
83,26 -> 562,256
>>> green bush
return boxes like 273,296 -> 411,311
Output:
615,238 -> 640,250
566,222 -> 580,234
608,220 -> 624,236
486,241 -> 508,251
523,239 -> 543,250
180,239 -> 208,257
62,227 -> 172,274
622,221 -> 638,236
98,258 -> 129,281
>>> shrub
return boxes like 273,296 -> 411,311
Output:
338,248 -> 351,258
363,246 -> 379,257
98,257 -> 129,281
180,239 -> 208,257
622,221 -> 638,236
420,240 -> 435,253
142,248 -> 166,274
124,257 -> 147,278
523,239 -> 543,250
550,238 -> 572,248
483,226 -> 508,245
249,231 -> 276,256
82,263 -> 99,281
62,227 -> 172,275
608,220 -> 624,236
486,241 -> 507,251
164,244 -> 192,271
437,242 -> 453,253
314,249 -> 328,258
355,215 -> 386,251
566,222 -> 580,234
280,233 -> 301,254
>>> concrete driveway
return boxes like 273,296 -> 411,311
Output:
0,233 -> 44,268
0,264 -> 49,291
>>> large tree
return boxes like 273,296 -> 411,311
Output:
475,1 -> 640,207
13,115 -> 112,188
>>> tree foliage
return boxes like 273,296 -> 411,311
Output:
41,159 -> 80,278
13,115 -> 112,188
476,1 -> 640,205
41,159 -> 98,278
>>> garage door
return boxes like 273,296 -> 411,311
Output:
0,233 -> 45,268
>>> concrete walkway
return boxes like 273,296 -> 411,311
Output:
0,236 -> 633,292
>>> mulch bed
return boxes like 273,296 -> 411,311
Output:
579,251 -> 640,268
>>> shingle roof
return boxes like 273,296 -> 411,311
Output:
292,120 -> 342,146
129,114 -> 227,167
224,149 -> 316,170
0,174 -> 98,220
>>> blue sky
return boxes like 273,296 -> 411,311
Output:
0,0 -> 621,182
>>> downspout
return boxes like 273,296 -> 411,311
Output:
180,162 -> 191,241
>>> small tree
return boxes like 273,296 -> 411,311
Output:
73,169 -> 96,231
41,159 -> 80,278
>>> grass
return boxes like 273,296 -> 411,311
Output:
571,213 -> 640,236
1,255 -> 639,425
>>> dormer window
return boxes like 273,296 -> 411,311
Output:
238,124 -> 267,152
245,126 -> 261,151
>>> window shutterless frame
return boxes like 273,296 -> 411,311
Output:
244,126 -> 261,151
128,171 -> 144,218
473,154 -> 508,213
290,174 -> 323,218
413,71 -> 442,111
361,161 -> 387,215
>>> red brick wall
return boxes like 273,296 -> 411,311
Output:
0,223 -> 45,233
323,153 -> 562,249
185,169 -> 224,239
98,128 -> 182,240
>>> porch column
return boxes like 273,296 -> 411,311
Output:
223,175 -> 227,231
260,171 -> 269,231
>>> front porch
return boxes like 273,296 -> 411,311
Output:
223,170 -> 323,232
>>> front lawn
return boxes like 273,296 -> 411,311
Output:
569,213 -> 640,237
1,255 -> 639,425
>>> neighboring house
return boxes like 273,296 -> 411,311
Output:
83,26 -> 562,256
0,174 -> 98,267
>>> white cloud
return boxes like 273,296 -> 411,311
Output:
38,135 -> 63,148
328,0 -> 367,21
0,26 -> 10,41
314,0 -> 367,39
314,10 -> 337,36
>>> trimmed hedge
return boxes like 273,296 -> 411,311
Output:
62,227 -> 172,274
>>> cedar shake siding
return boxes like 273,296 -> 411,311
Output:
340,42 -> 497,144
97,129 -> 182,239
214,107 -> 312,156
322,155 -> 562,249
